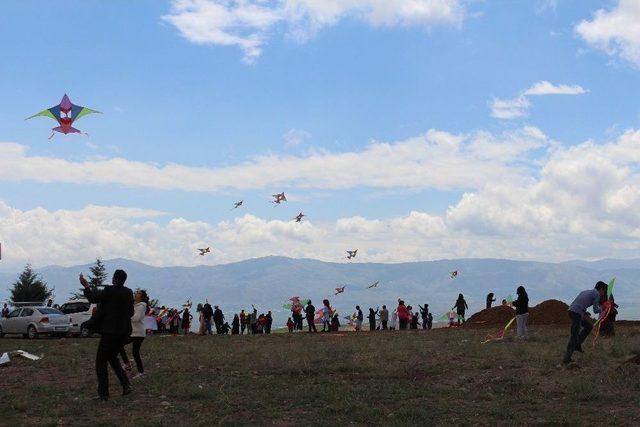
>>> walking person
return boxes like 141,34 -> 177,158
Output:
562,282 -> 607,365
119,289 -> 148,379
79,270 -> 133,401
379,305 -> 389,330
306,300 -> 317,332
367,307 -> 378,331
453,294 -> 469,325
512,286 -> 529,339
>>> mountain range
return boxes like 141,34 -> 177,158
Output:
0,257 -> 638,326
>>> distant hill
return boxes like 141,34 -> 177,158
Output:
1,256 -> 638,325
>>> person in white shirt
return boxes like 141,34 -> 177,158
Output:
119,290 -> 148,379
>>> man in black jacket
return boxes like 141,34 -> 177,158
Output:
202,302 -> 213,335
305,300 -> 317,332
213,306 -> 224,334
80,269 -> 133,401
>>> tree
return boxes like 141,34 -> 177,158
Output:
10,264 -> 53,305
70,258 -> 108,299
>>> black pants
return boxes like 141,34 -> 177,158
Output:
120,337 -> 145,374
215,321 -> 222,334
399,319 -> 407,330
381,320 -> 388,330
96,334 -> 130,398
564,311 -> 593,363
307,316 -> 317,332
422,319 -> 427,329
369,320 -> 376,331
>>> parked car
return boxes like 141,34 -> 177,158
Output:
0,306 -> 70,339
58,299 -> 97,337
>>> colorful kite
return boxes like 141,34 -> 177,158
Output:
294,212 -> 305,223
272,192 -> 287,205
198,247 -> 211,256
481,317 -> 516,344
450,270 -> 458,279
335,286 -> 346,296
26,94 -> 101,140
346,250 -> 358,260
593,278 -> 616,345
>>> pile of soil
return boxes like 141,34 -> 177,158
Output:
464,299 -> 570,328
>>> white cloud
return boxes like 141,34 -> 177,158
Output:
283,128 -> 311,147
0,127 -> 549,193
491,81 -> 588,120
163,0 -> 465,61
576,0 -> 640,68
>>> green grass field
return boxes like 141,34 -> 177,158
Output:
1,325 -> 640,426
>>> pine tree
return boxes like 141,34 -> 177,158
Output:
10,264 -> 53,305
70,258 -> 108,299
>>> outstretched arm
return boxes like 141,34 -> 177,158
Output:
79,273 -> 105,303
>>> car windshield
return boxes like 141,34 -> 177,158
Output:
37,308 -> 64,315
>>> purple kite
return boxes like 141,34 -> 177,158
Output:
27,94 -> 101,139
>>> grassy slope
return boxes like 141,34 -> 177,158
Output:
1,326 -> 640,426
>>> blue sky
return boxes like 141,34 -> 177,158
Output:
0,0 -> 639,268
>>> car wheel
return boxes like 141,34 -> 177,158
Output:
80,327 -> 91,338
27,325 -> 38,339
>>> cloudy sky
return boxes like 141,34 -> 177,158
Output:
1,0 -> 639,268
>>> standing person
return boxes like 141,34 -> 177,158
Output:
562,282 -> 607,364
486,293 -> 496,310
250,306 -> 258,334
512,286 -> 529,339
330,314 -> 341,332
213,305 -> 224,335
79,270 -> 133,401
292,301 -> 304,331
379,305 -> 389,330
354,306 -> 363,331
120,290 -> 148,379
427,312 -> 433,330
203,301 -> 214,335
453,294 -> 469,325
321,299 -> 332,332
196,304 -> 206,335
239,310 -> 247,335
1,303 -> 8,318
410,312 -> 419,329
47,299 -> 53,307
181,308 -> 192,335
265,311 -> 273,334
287,317 -> 295,333
305,300 -> 317,332
419,304 -> 429,330
390,309 -> 398,330
396,300 -> 410,330
231,314 -> 240,335
367,308 -> 378,331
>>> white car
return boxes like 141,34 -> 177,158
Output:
0,306 -> 70,339
58,299 -> 97,337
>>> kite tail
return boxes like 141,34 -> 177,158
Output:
48,130 -> 55,140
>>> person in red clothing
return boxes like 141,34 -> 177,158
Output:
239,310 -> 247,335
396,300 -> 410,330
287,317 -> 295,333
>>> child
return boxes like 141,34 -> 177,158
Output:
448,310 -> 457,327
330,314 -> 340,332
181,308 -> 192,335
287,317 -> 295,333
410,312 -> 419,329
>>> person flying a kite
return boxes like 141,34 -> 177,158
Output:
272,193 -> 287,205
198,247 -> 211,256
26,94 -> 101,140
346,250 -> 358,260
294,212 -> 305,223
335,286 -> 346,296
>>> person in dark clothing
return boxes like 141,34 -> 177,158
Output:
427,312 -> 433,330
305,301 -> 317,332
213,306 -> 224,335
202,302 -> 214,335
486,293 -> 496,310
379,305 -> 389,330
453,294 -> 469,325
419,304 -> 429,329
265,311 -> 273,334
231,314 -> 240,335
512,286 -> 529,338
367,308 -> 378,331
330,314 -> 340,332
1,303 -> 9,318
80,269 -> 133,401
563,281 -> 607,364
355,306 -> 364,331
410,312 -> 419,329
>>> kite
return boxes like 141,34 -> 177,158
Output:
335,286 -> 346,296
346,250 -> 358,260
198,247 -> 211,256
481,317 -> 516,344
26,94 -> 101,140
367,281 -> 379,289
593,278 -> 616,345
233,200 -> 243,209
506,295 -> 513,304
294,212 -> 305,223
450,270 -> 458,279
272,192 -> 287,205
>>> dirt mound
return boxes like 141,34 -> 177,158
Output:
464,299 -> 570,328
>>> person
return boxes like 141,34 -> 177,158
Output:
239,310 -> 247,335
331,314 -> 340,331
486,293 -> 496,310
453,294 -> 468,325
512,286 -> 529,339
562,281 -> 607,364
250,306 -> 258,334
119,289 -> 148,379
181,308 -> 192,334
232,314 -> 240,335
47,299 -> 53,307
390,309 -> 398,330
354,306 -> 363,331
367,308 -> 378,331
427,312 -> 433,330
600,295 -> 619,337
410,312 -> 419,329
397,300 -> 410,330
203,301 -> 214,335
1,303 -> 9,318
257,314 -> 266,334
419,304 -> 429,329
79,270 -> 133,401
321,300 -> 331,332
265,311 -> 273,334
287,317 -> 295,333
306,300 -> 317,332
213,305 -> 224,335
501,299 -> 508,306
379,305 -> 389,330
196,304 -> 206,335
292,302 -> 303,331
